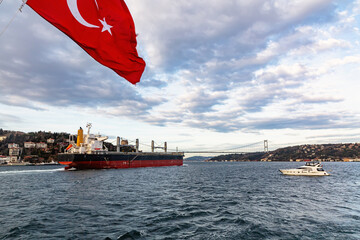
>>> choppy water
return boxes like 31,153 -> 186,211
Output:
0,162 -> 359,240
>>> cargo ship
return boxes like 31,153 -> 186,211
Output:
58,124 -> 184,170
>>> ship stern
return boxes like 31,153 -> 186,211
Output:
58,153 -> 75,169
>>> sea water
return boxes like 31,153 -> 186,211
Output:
0,162 -> 359,240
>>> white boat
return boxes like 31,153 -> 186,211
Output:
279,161 -> 330,176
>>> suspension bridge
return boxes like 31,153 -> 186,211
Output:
109,138 -> 270,155
108,135 -> 360,157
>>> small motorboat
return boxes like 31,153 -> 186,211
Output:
279,161 -> 330,176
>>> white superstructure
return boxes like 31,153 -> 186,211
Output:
66,123 -> 108,154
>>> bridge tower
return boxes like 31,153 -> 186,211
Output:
264,140 -> 269,153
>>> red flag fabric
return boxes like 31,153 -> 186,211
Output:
26,0 -> 146,84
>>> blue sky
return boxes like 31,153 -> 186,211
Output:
1,0 -> 360,154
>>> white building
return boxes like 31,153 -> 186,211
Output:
24,142 -> 36,148
9,148 -> 20,156
47,138 -> 55,144
0,155 -> 9,164
9,156 -> 18,163
8,143 -> 19,149
36,142 -> 47,149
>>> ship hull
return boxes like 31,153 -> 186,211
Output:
279,169 -> 330,176
58,153 -> 183,170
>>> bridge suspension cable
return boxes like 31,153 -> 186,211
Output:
177,141 -> 266,154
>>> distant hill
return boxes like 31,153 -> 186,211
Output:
184,156 -> 212,161
208,143 -> 360,162
208,152 -> 265,162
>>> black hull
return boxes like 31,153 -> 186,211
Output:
58,152 -> 184,169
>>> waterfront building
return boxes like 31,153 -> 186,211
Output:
0,155 -> 9,164
9,156 -> 18,163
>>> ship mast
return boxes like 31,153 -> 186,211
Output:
85,123 -> 92,144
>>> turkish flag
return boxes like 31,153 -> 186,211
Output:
26,0 -> 146,84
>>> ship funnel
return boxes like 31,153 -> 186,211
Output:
76,127 -> 84,147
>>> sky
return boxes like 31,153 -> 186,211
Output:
1,0 -> 360,155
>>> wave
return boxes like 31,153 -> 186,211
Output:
117,230 -> 145,240
0,168 -> 64,175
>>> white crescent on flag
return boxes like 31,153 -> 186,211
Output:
66,0 -> 99,28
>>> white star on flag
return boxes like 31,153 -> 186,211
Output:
99,17 -> 113,35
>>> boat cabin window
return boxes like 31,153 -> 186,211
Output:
305,161 -> 319,166
317,168 -> 324,171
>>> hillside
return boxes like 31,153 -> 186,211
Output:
208,143 -> 360,162
0,129 -> 70,162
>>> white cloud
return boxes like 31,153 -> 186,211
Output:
1,0 -> 360,149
